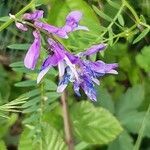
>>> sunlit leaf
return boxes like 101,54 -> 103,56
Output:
19,123 -> 67,150
71,101 -> 123,145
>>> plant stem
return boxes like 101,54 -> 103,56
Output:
133,103 -> 150,150
0,0 -> 35,32
61,91 -> 74,150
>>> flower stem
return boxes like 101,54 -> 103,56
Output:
61,91 -> 74,150
133,103 -> 150,150
0,0 -> 35,32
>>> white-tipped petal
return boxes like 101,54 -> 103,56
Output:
37,67 -> 51,84
108,70 -> 118,74
64,56 -> 79,80
58,61 -> 65,77
74,25 -> 89,31
57,84 -> 67,93
92,78 -> 100,85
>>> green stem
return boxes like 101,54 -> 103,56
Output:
0,0 -> 35,32
95,4 -> 124,43
39,83 -> 45,150
101,24 -> 137,43
133,103 -> 150,150
140,22 -> 150,29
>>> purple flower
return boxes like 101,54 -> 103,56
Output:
23,10 -> 44,20
56,44 -> 118,101
34,10 -> 89,39
62,11 -> 89,33
34,21 -> 68,39
37,38 -> 78,83
24,30 -> 41,70
81,43 -> 107,56
15,22 -> 28,31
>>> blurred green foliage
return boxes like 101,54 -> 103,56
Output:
0,0 -> 150,150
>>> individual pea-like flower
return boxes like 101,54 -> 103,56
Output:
15,22 -> 28,31
34,10 -> 89,38
62,10 -> 89,33
23,10 -> 44,20
24,30 -> 41,70
14,10 -> 44,31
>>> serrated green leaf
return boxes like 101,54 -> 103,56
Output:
133,28 -> 149,44
7,44 -> 30,50
92,5 -> 112,22
18,128 -> 38,150
42,123 -> 67,150
19,123 -> 67,150
71,101 -> 123,145
15,80 -> 36,87
118,14 -> 124,26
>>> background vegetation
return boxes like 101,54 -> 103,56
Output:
0,0 -> 149,150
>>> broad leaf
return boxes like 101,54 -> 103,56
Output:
41,123 -> 67,150
19,123 -> 67,150
71,101 -> 123,145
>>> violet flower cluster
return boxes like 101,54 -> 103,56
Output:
15,10 -> 118,101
